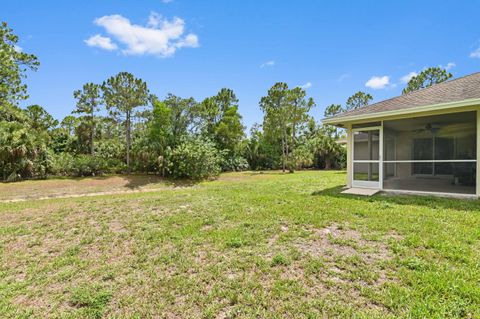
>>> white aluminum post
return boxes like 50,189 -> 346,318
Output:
477,110 -> 480,197
346,125 -> 352,188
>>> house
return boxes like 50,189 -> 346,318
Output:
322,72 -> 480,198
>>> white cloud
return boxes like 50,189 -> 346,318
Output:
175,34 -> 199,48
84,34 -> 118,51
88,12 -> 199,57
260,60 -> 275,68
365,75 -> 390,89
299,82 -> 312,89
470,48 -> 480,58
13,45 -> 23,53
337,73 -> 350,82
400,71 -> 418,84
440,62 -> 456,70
446,62 -> 456,70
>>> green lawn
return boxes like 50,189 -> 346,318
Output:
1,171 -> 479,318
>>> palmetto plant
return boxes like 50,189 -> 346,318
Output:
0,121 -> 47,181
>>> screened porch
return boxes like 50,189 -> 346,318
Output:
351,111 -> 477,195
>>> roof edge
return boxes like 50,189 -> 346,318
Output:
322,98 -> 480,125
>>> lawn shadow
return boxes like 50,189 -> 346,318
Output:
244,169 -> 346,176
7,174 -> 201,190
1,174 -> 114,184
247,171 -> 291,176
312,185 -> 480,212
122,174 -> 199,190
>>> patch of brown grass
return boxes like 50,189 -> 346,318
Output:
262,223 -> 402,312
0,175 -> 174,201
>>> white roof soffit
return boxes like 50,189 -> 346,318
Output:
322,98 -> 480,126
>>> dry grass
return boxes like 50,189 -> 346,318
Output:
0,171 -> 479,318
0,175 -> 180,201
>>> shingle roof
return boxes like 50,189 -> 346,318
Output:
327,71 -> 480,121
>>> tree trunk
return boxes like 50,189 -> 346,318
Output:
284,127 -> 291,173
126,110 -> 131,173
325,156 -> 332,170
325,161 -> 331,170
90,114 -> 95,155
281,135 -> 286,173
285,136 -> 292,173
292,120 -> 297,147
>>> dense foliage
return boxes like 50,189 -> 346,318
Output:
169,137 -> 223,179
0,21 -> 346,181
0,22 -> 39,105
402,67 -> 453,94
1,22 -> 452,181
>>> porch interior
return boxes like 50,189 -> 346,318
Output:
352,110 -> 477,196
383,175 -> 476,195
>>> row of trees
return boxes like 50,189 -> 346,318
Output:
0,21 -> 454,181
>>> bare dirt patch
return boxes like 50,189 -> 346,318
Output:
296,223 -> 394,262
0,175 -> 177,202
109,219 -> 126,234
263,223 -> 402,313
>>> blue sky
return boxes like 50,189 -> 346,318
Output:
3,1 -> 480,129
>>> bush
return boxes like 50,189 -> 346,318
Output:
104,158 -> 127,174
221,153 -> 249,171
49,152 -> 75,176
0,121 -> 49,181
169,138 -> 222,179
291,144 -> 314,170
71,155 -> 108,177
96,140 -> 125,160
50,153 -> 112,177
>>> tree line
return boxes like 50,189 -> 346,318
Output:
0,21 -> 453,181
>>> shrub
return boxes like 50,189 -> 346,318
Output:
291,144 -> 314,170
50,153 -> 125,176
71,155 -> 108,177
49,152 -> 75,176
169,138 -> 222,179
0,121 -> 49,181
104,158 -> 127,174
221,153 -> 249,171
95,139 -> 125,160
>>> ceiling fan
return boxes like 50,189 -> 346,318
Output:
413,123 -> 441,134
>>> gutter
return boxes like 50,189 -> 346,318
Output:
322,98 -> 480,125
